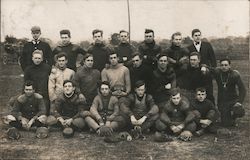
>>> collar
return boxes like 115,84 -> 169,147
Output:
32,40 -> 40,44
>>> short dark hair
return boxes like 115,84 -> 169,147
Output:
145,29 -> 154,36
135,80 -> 145,89
63,80 -> 75,87
60,29 -> 71,38
56,52 -> 68,60
171,88 -> 181,96
190,52 -> 200,60
99,81 -> 110,89
119,30 -> 128,35
82,53 -> 93,62
156,53 -> 168,60
220,58 -> 231,64
131,52 -> 143,59
92,29 -> 103,36
24,80 -> 34,88
192,29 -> 201,37
171,32 -> 182,40
196,87 -> 206,93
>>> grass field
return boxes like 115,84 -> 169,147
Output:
0,60 -> 249,160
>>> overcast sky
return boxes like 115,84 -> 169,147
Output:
1,0 -> 249,42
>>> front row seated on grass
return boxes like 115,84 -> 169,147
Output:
2,79 -> 246,142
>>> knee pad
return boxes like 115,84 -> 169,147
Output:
37,115 -> 47,124
46,115 -> 57,126
72,118 -> 85,129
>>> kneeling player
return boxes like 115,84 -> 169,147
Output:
85,81 -> 126,137
155,88 -> 196,141
191,88 -> 218,136
48,80 -> 89,138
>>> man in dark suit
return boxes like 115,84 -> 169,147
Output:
20,26 -> 53,71
187,29 -> 216,104
187,29 -> 216,67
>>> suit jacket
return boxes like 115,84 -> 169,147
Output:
187,41 -> 216,67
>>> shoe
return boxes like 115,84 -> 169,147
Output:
36,127 -> 49,139
7,127 -> 20,140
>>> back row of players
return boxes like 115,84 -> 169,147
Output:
3,26 -> 246,141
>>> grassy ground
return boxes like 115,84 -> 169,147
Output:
0,60 -> 249,160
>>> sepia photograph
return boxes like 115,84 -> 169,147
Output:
0,0 -> 249,159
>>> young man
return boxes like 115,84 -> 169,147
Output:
52,29 -> 86,71
155,88 -> 196,141
178,52 -> 214,103
24,50 -> 51,114
151,54 -> 176,107
114,30 -> 135,66
87,29 -> 111,71
187,29 -> 216,67
48,52 -> 75,104
101,52 -> 131,98
191,88 -> 218,136
85,81 -> 126,136
138,29 -> 162,69
3,81 -> 47,132
163,32 -> 189,80
20,26 -> 52,71
49,80 -> 89,138
129,52 -> 154,94
73,54 -> 101,108
119,80 -> 159,139
208,58 -> 246,127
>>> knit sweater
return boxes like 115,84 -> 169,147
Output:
48,67 -> 75,101
74,65 -> 100,105
191,99 -> 217,121
90,94 -> 119,123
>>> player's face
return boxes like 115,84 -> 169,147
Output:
93,32 -> 103,44
172,35 -> 182,47
135,85 -> 146,98
63,82 -> 75,95
144,32 -> 154,43
32,53 -> 43,65
120,32 -> 129,43
158,56 -> 168,69
220,60 -> 231,72
31,32 -> 41,40
132,55 -> 142,68
60,34 -> 71,45
100,84 -> 110,97
84,56 -> 94,68
196,91 -> 206,102
109,54 -> 118,66
57,56 -> 67,69
192,32 -> 201,42
190,55 -> 200,67
171,93 -> 181,105
24,85 -> 35,97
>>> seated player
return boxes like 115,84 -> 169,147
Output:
155,88 -> 196,141
191,88 -> 218,136
120,80 -> 159,139
85,81 -> 126,137
48,80 -> 89,138
2,81 -> 48,137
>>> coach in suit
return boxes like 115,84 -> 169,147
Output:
187,29 -> 216,104
187,29 -> 216,68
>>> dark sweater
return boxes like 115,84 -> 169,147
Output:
191,99 -> 217,121
129,64 -> 154,93
211,68 -> 246,105
138,40 -> 161,67
152,67 -> 176,103
24,63 -> 51,99
21,41 -> 52,71
115,42 -> 135,66
52,43 -> 86,71
52,92 -> 86,119
12,93 -> 46,119
87,43 -> 111,72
